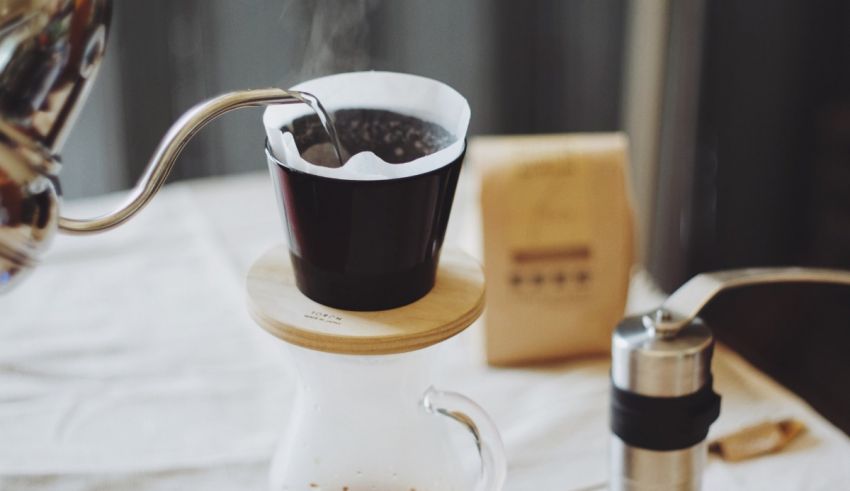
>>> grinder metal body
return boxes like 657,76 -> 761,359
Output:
610,313 -> 718,490
610,268 -> 850,490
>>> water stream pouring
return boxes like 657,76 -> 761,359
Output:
294,91 -> 344,167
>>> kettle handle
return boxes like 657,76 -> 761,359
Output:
58,88 -> 309,234
422,386 -> 507,491
646,267 -> 850,336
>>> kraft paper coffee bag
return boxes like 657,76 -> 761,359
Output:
474,133 -> 635,365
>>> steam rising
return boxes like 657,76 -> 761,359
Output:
281,0 -> 379,84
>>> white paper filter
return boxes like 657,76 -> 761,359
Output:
263,71 -> 470,180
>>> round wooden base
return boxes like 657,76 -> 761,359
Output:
246,246 -> 485,355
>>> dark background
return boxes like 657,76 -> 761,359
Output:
649,0 -> 850,433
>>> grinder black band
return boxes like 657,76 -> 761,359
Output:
610,377 -> 721,451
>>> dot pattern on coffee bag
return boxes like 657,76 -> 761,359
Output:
287,108 -> 455,166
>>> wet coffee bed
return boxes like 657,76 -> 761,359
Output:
287,108 -> 454,166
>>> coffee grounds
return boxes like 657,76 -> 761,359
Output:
287,108 -> 454,166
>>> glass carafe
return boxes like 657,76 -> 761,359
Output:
270,344 -> 506,491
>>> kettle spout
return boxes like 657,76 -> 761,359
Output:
58,88 -> 307,234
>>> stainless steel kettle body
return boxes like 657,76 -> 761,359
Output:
0,0 -> 110,291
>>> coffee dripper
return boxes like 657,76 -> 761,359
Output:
0,0 -> 324,293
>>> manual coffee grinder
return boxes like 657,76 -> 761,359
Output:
610,267 -> 850,490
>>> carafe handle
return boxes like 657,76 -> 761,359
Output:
422,386 -> 507,491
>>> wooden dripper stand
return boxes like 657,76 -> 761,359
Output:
246,245 -> 485,356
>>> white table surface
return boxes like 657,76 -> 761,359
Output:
1,170 -> 848,490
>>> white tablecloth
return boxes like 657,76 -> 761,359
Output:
1,171 -> 848,490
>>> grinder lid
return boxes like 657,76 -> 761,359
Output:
611,314 -> 714,397
246,245 -> 484,355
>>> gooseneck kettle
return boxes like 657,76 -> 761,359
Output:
0,0 -> 312,292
